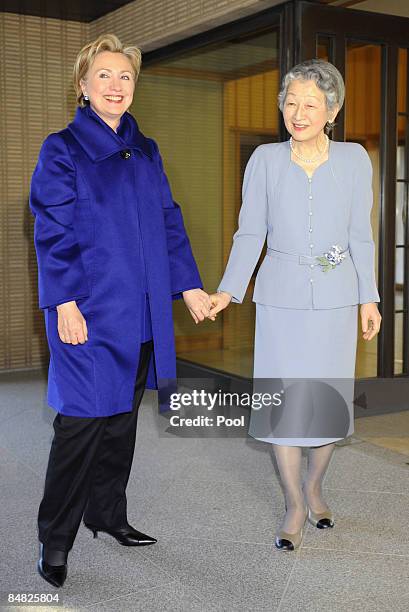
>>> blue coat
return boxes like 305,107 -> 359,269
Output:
29,105 -> 202,417
218,139 -> 380,308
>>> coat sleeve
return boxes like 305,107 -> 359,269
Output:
151,140 -> 203,300
348,144 -> 380,304
29,133 -> 90,309
217,146 -> 268,303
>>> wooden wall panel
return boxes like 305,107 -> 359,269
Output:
0,13 -> 89,370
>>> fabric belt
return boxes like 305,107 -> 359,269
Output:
266,247 -> 350,265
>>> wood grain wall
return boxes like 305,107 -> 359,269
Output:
0,13 -> 89,370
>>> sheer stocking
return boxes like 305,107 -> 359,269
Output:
303,442 -> 336,513
272,445 -> 307,534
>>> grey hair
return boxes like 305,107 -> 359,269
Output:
277,59 -> 344,134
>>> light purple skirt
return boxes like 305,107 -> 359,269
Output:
250,304 -> 358,447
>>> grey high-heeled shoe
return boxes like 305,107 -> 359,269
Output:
307,507 -> 335,529
302,483 -> 335,529
275,505 -> 308,551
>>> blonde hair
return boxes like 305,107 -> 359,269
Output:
73,33 -> 142,107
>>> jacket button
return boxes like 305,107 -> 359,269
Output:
120,149 -> 132,159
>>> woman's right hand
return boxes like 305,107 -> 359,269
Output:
209,291 -> 232,318
56,301 -> 88,344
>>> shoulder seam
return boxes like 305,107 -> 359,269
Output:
48,130 -> 77,178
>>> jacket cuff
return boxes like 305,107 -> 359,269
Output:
41,292 -> 90,310
172,285 -> 203,301
217,284 -> 242,304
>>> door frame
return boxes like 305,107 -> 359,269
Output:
292,0 -> 409,383
144,0 -> 409,408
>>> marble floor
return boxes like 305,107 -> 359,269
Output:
0,371 -> 408,611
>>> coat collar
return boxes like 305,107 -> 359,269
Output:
67,105 -> 153,163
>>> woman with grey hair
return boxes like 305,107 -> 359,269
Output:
210,59 -> 381,550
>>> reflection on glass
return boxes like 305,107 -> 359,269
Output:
398,48 -> 407,114
134,28 -> 280,377
346,41 -> 381,378
316,35 -> 333,62
396,48 -> 408,375
395,178 -> 406,289
395,312 -> 403,375
397,48 -> 406,180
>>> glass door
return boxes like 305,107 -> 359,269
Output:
296,1 -> 409,390
141,11 -> 283,379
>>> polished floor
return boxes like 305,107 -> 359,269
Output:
178,339 -> 388,380
0,371 -> 408,611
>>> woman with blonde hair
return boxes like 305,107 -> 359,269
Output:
210,59 -> 381,551
30,33 -> 210,587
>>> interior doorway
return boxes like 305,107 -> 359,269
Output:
297,0 -> 409,386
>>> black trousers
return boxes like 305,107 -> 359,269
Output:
37,340 -> 153,552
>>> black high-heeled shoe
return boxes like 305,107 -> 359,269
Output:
83,522 -> 157,546
37,544 -> 68,588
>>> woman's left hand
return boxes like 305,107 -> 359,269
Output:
182,288 -> 213,324
360,302 -> 382,341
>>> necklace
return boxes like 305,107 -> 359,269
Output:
290,134 -> 329,163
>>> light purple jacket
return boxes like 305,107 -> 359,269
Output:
218,139 -> 380,309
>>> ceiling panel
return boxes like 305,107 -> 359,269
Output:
0,0 -> 136,22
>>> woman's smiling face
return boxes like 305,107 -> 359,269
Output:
283,78 -> 338,142
80,50 -> 135,128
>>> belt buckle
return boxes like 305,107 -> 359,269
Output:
299,254 -> 311,265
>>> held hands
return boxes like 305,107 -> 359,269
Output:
208,291 -> 232,317
58,289 -> 232,341
182,289 -> 214,324
57,296 -> 378,340
182,289 -> 232,323
57,289 -> 227,345
57,301 -> 88,344
360,303 -> 382,341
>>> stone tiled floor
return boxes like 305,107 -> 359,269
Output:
0,372 -> 408,611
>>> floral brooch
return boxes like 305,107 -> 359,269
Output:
316,245 -> 347,272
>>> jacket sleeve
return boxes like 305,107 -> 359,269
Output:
151,140 -> 203,300
348,144 -> 380,304
217,145 -> 268,303
29,133 -> 90,310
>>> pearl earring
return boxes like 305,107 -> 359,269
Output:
84,94 -> 89,101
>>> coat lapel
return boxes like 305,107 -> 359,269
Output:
67,105 -> 153,163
